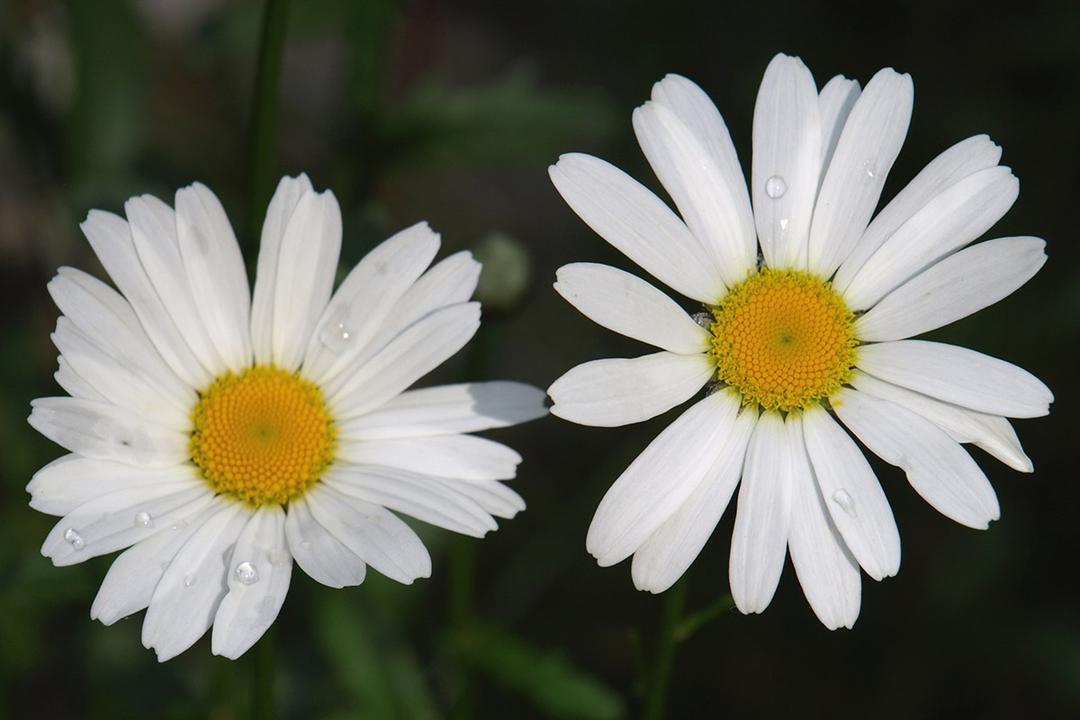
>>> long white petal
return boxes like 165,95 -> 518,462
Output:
586,390 -> 741,566
548,352 -> 714,427
284,497 -> 367,589
833,388 -> 1000,529
842,166 -> 1019,310
55,357 -> 107,402
856,340 -> 1052,418
631,406 -> 756,593
786,413 -> 861,630
751,53 -> 822,270
856,236 -> 1046,341
212,506 -> 293,659
835,135 -> 1003,291
817,75 -> 861,176
729,411 -> 793,614
801,405 -> 900,581
808,68 -> 913,277
633,101 -> 754,286
337,434 -> 521,482
554,263 -> 710,354
430,477 -> 526,520
549,153 -> 723,303
28,455 -> 200,516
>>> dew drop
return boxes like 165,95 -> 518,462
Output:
691,312 -> 712,329
765,175 -> 787,199
319,305 -> 354,353
831,489 -> 857,518
234,561 -> 259,585
64,528 -> 85,551
134,511 -> 153,528
268,549 -> 289,566
183,574 -> 197,588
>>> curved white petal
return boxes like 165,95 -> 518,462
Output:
586,389 -> 741,567
808,68 -> 913,277
631,405 -> 757,594
28,455 -> 200,516
339,381 -> 546,440
856,236 -> 1046,341
801,405 -> 900,581
818,75 -> 861,176
786,413 -> 861,630
284,497 -> 367,589
430,477 -> 526,520
142,502 -> 250,662
842,165 -> 1019,310
55,357 -> 107,402
554,263 -> 710,354
833,388 -> 1000,529
633,101 -> 754,286
729,411 -> 793,614
549,153 -> 723,303
856,340 -> 1052,418
751,53 -> 822,270
251,174 -> 314,364
835,135 -> 1003,291
548,351 -> 714,427
337,435 -> 521,482
850,370 -> 1032,472
212,506 -> 293,659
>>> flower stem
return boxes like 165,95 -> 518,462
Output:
246,0 -> 292,252
643,576 -> 688,720
252,626 -> 276,719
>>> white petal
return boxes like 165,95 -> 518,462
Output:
586,390 -> 741,566
729,411 -> 793,614
325,465 -> 497,537
833,388 -> 1000,529
548,351 -> 714,427
28,397 -> 189,467
801,405 -> 900,581
631,405 -> 756,593
633,101 -> 754,286
818,75 -> 861,176
174,182 -> 253,371
430,477 -> 526,519
41,480 -> 212,566
850,370 -> 1032,472
856,236 -> 1046,341
751,53 -> 822,270
251,174 -> 314,364
55,357 -> 107,402
92,499 -> 227,625
554,263 -> 710,354
80,210 -> 210,388
212,506 -> 293,659
337,435 -> 521,481
338,381 -> 546,440
842,165 -> 1019,310
328,302 -> 480,418
266,189 -> 343,371
28,455 -> 200,516
305,485 -> 431,584
126,194 -> 226,375
142,503 -> 249,662
786,413 -> 861,630
549,153 -> 723,303
835,135 -> 1003,292
808,68 -> 913,277
284,497 -> 367,589
856,340 -> 1052,418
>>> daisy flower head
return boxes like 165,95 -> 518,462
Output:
548,54 -> 1052,629
27,174 -> 546,660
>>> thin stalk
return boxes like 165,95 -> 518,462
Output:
643,576 -> 688,720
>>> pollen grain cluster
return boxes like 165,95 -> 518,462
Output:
709,268 -> 857,413
190,365 -> 336,507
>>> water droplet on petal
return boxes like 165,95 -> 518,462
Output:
183,574 -> 197,587
778,217 -> 790,232
831,489 -> 857,517
234,561 -> 259,585
691,312 -> 712,329
268,549 -> 289,566
134,511 -> 153,528
319,305 -> 354,353
64,528 -> 85,550
765,175 -> 787,199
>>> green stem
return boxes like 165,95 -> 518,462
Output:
643,576 -> 687,720
252,627 -> 276,719
246,0 -> 292,251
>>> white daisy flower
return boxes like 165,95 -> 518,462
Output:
547,54 -> 1052,629
27,174 -> 546,660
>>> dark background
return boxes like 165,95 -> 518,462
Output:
1,0 -> 1078,717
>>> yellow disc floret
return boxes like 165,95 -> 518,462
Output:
190,365 -> 336,507
709,268 -> 857,413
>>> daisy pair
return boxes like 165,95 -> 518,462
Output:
27,174 -> 545,660
548,54 -> 1051,628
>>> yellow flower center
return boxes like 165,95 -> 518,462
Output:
708,268 -> 857,413
190,366 -> 336,507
